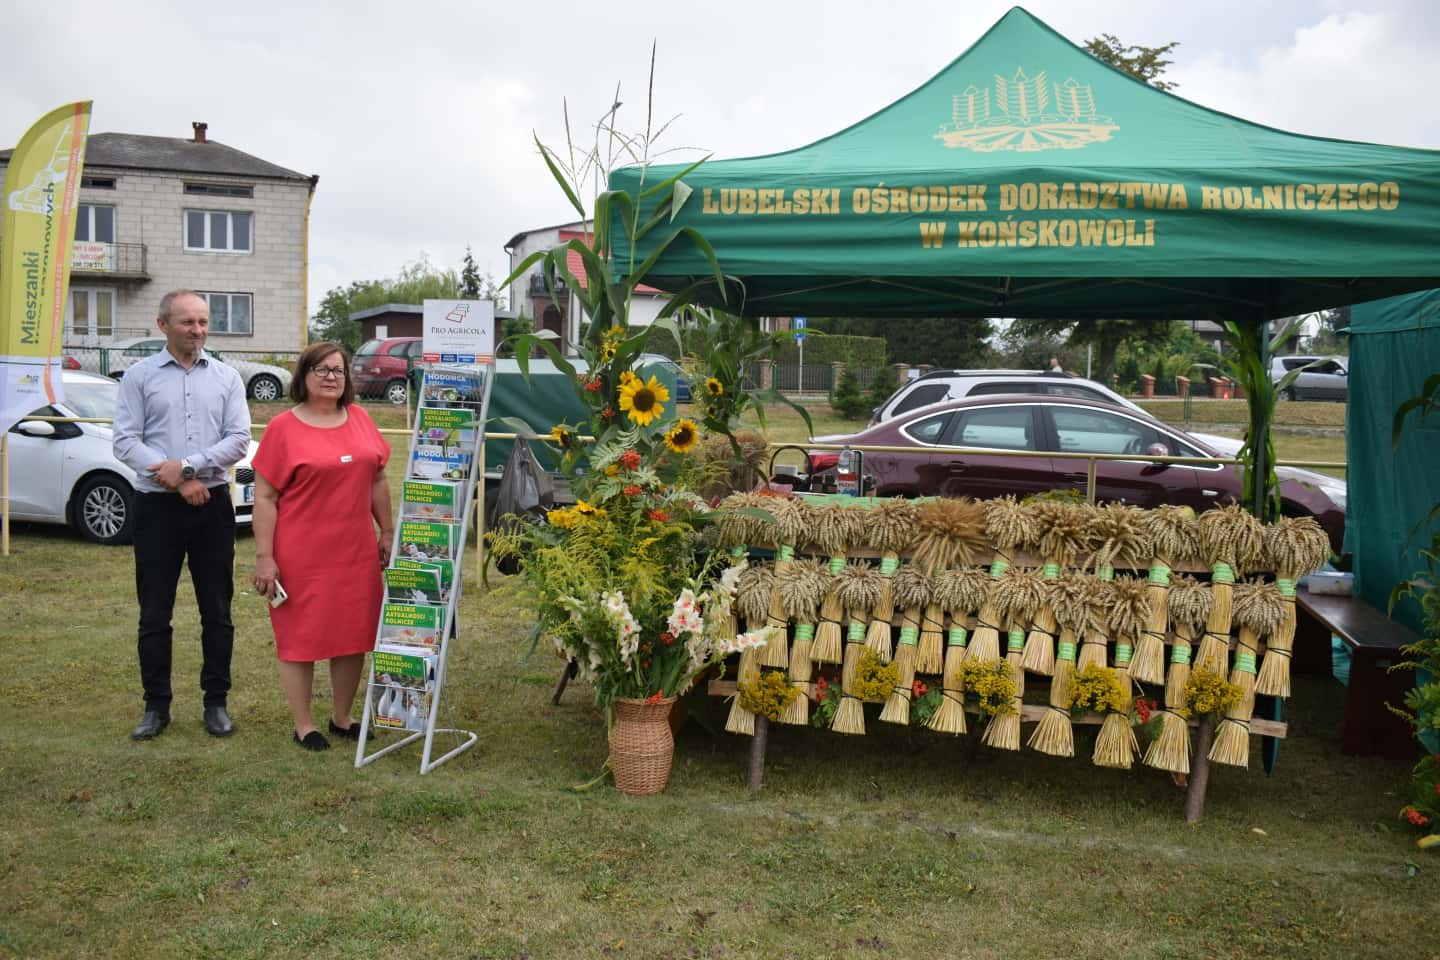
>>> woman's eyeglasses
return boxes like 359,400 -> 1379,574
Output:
310,366 -> 346,380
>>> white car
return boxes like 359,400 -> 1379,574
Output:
99,337 -> 292,402
6,370 -> 258,545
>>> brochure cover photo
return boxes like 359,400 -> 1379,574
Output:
384,566 -> 443,606
370,644 -> 437,731
400,479 -> 461,522
378,602 -> 443,649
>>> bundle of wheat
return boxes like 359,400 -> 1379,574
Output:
1209,578 -> 1286,767
970,497 -> 1037,665
1195,505 -> 1266,675
712,492 -> 767,642
926,567 -> 990,735
1024,501 -> 1091,676
1143,574 -> 1212,774
808,501 -> 866,666
880,566 -> 934,725
778,557 -> 829,725
1078,577 -> 1116,672
1028,573 -> 1096,757
1086,502 -> 1153,579
863,498 -> 921,663
725,561 -> 777,736
1134,505 -> 1202,687
832,563 -> 883,735
1094,575 -> 1150,769
983,567 -> 1045,751
754,497 -> 812,669
911,497 -> 989,673
1258,516 -> 1331,698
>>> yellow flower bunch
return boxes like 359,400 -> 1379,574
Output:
704,377 -> 723,398
958,659 -> 1017,717
546,507 -> 581,530
1065,664 -> 1126,715
619,375 -> 670,427
1182,669 -> 1243,719
853,651 -> 900,702
738,670 -> 799,722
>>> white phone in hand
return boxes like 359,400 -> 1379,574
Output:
269,579 -> 288,608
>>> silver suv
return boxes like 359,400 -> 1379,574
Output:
1270,355 -> 1347,401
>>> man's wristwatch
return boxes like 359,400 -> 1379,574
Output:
180,460 -> 196,482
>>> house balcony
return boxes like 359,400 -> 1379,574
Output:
70,241 -> 149,281
528,273 -> 567,297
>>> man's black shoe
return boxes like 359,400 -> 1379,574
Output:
131,710 -> 170,741
204,705 -> 236,737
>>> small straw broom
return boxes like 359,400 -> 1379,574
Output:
724,561 -> 776,736
1258,516 -> 1331,698
1093,575 -> 1150,769
1209,578 -> 1286,768
926,567 -> 990,735
880,566 -> 934,725
1134,505 -> 1202,686
809,501 -> 866,666
1144,574 -> 1212,775
969,497 -> 1036,665
911,497 -> 990,674
983,566 -> 1045,751
1195,504 -> 1265,676
831,563 -> 882,735
756,497 -> 811,670
777,557 -> 828,725
1027,573 -> 1095,757
711,492 -> 765,643
863,498 -> 920,664
1024,501 -> 1090,676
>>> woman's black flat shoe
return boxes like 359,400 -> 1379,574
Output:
293,730 -> 330,751
328,720 -> 361,740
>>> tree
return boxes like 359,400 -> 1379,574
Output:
830,367 -> 869,420
809,316 -> 993,368
461,245 -> 482,299
308,253 -> 462,350
1084,33 -> 1180,90
1009,319 -> 1178,383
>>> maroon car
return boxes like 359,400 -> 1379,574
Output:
352,336 -> 423,404
807,394 -> 1346,552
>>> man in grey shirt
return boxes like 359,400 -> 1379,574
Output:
113,290 -> 251,741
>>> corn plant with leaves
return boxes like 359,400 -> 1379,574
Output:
1218,314 -> 1307,520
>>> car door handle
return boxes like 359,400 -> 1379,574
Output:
1059,472 -> 1087,483
946,460 -> 968,474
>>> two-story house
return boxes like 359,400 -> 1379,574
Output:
0,122 -> 317,354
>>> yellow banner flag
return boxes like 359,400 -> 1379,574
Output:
0,102 -> 91,433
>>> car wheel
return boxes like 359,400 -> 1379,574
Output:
384,379 -> 409,405
1280,387 -> 1297,401
249,374 -> 283,402
74,473 -> 134,545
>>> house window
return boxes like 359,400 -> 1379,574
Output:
199,292 -> 252,335
74,204 -> 115,243
184,209 -> 252,252
81,176 -> 116,189
184,182 -> 253,198
68,288 -> 116,337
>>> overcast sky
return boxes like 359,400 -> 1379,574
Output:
5,0 -> 1438,316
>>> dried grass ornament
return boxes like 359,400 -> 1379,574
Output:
809,502 -> 866,666
1086,502 -> 1153,578
983,567 -> 1045,751
1144,574 -> 1209,776
880,566 -> 934,725
1028,573 -> 1095,757
1093,575 -> 1149,769
712,493 -> 765,642
725,561 -> 776,737
1196,504 -> 1265,676
778,558 -> 829,726
968,497 -> 1036,665
1258,516 -> 1331,698
1208,578 -> 1285,768
863,498 -> 920,663
926,567 -> 989,735
1024,501 -> 1090,676
912,498 -> 988,673
754,497 -> 811,669
831,563 -> 883,735
1077,577 -> 1116,672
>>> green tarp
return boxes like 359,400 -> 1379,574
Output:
610,6 -> 1440,320
1346,292 -> 1440,634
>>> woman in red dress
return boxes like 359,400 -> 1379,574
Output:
251,341 -> 393,750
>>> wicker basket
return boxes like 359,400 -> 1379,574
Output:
611,696 -> 677,796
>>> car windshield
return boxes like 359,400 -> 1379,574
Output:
62,380 -> 119,420
355,340 -> 381,357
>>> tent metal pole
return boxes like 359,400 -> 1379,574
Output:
1253,320 -> 1271,520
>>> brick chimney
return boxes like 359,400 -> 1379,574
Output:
191,122 -> 208,144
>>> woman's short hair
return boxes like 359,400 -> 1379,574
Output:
290,341 -> 355,406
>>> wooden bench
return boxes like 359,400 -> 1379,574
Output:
1294,588 -> 1420,761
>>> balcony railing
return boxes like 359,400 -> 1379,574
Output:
527,273 -> 567,297
70,241 -> 148,280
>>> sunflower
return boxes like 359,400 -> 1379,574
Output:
618,375 -> 670,427
704,377 -> 724,398
618,370 -> 640,389
600,341 -> 618,361
664,418 -> 700,454
549,424 -> 575,449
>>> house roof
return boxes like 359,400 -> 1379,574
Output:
349,302 -> 515,322
0,132 -> 314,184
504,219 -> 590,251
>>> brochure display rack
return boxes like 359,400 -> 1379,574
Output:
356,362 -> 492,774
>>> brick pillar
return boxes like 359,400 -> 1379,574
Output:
1176,375 -> 1191,398
1139,374 -> 1155,399
893,362 -> 910,383
759,359 -> 773,391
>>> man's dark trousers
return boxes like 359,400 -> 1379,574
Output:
134,486 -> 236,713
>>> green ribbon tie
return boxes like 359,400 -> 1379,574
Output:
898,626 -> 919,645
947,627 -> 969,648
1148,564 -> 1171,585
879,556 -> 899,575
1235,652 -> 1257,674
1057,641 -> 1077,661
989,558 -> 1010,578
794,623 -> 815,643
1007,630 -> 1026,653
1115,644 -> 1133,665
1211,563 -> 1235,584
1042,563 -> 1060,578
778,545 -> 794,562
1170,645 -> 1192,665
829,556 -> 845,574
847,622 -> 865,642
1277,578 -> 1296,597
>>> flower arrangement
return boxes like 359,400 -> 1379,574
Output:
1065,664 -> 1126,715
852,651 -> 900,703
957,659 -> 1017,718
1181,668 -> 1243,719
738,670 -> 800,723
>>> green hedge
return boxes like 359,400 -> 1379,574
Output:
641,327 -> 885,369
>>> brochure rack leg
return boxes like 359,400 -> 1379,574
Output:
356,360 -> 490,775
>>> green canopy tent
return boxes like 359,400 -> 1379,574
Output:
609,6 -> 1440,322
